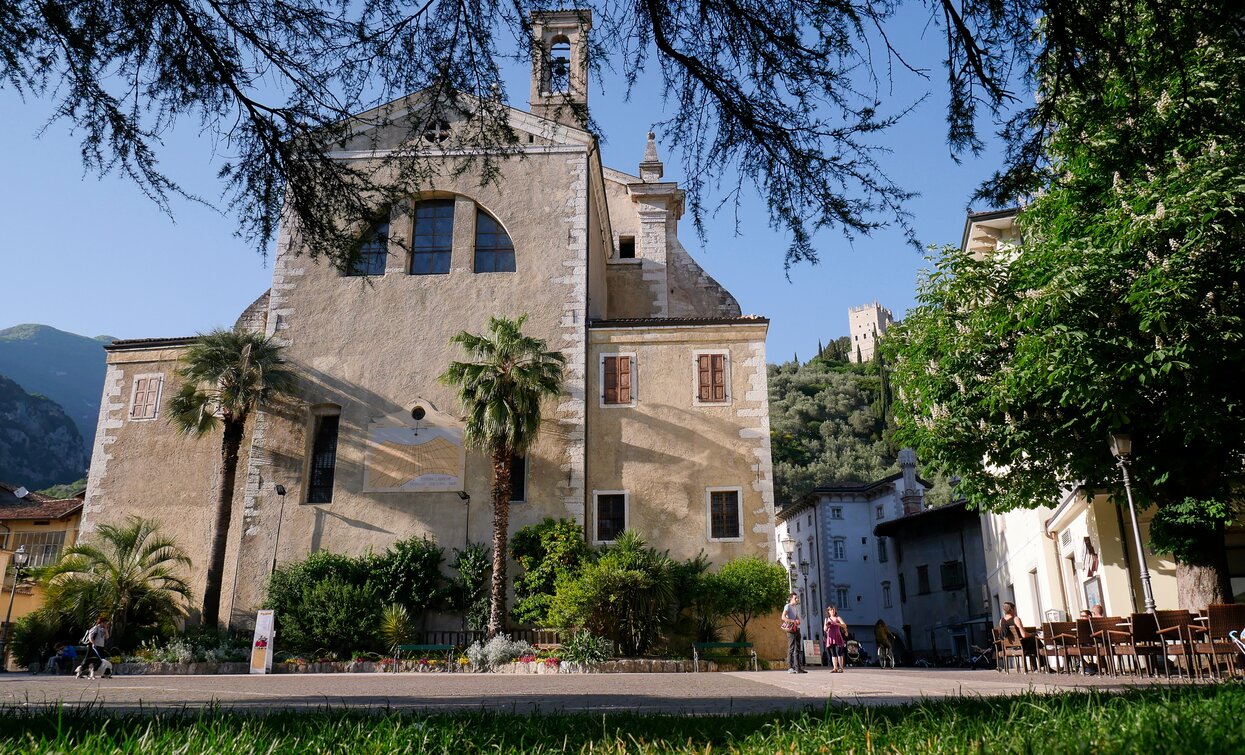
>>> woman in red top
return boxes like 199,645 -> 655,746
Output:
823,605 -> 848,673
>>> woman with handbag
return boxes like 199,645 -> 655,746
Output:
824,605 -> 848,673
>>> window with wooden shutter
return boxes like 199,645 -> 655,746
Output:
129,375 -> 163,420
602,354 -> 633,405
696,353 -> 727,403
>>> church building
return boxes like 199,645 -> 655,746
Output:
81,10 -> 776,626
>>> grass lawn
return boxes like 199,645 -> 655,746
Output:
0,685 -> 1240,753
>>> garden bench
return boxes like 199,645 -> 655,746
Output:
692,642 -> 757,672
395,643 -> 457,672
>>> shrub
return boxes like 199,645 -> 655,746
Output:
465,634 -> 535,670
450,543 -> 491,632
379,604 -> 414,655
510,518 -> 590,626
368,537 -> 453,615
547,531 -> 675,656
7,610 -> 66,668
559,629 -> 612,666
278,576 -> 383,656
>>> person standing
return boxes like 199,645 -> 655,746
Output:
77,617 -> 109,679
781,593 -> 806,674
824,606 -> 848,673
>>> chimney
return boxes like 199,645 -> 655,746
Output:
898,448 -> 923,515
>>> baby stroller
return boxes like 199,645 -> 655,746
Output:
1230,627 -> 1245,658
845,639 -> 871,667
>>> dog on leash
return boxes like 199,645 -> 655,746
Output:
74,657 -> 113,679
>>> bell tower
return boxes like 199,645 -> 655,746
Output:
529,10 -> 592,127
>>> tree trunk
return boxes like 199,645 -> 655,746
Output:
486,447 -> 513,638
202,419 -> 245,628
1175,528 -> 1232,610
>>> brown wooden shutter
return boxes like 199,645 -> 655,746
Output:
603,356 -> 618,404
618,356 -> 631,403
698,355 -> 712,401
711,354 -> 726,402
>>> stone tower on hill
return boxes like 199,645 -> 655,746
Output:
848,302 -> 893,363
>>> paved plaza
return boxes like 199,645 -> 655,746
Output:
0,667 -> 1198,715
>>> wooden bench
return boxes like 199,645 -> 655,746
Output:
395,643 -> 457,672
692,641 -> 757,672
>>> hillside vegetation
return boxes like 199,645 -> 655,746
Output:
0,374 -> 87,488
0,324 -> 111,450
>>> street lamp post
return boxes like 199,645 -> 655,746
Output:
270,484 -> 287,575
799,560 -> 811,641
1,545 -> 30,672
1110,433 -> 1157,613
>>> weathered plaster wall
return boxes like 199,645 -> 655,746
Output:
228,149 -> 593,620
82,344 -> 234,619
585,322 -> 774,564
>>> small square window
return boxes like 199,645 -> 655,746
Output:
618,236 -> 636,259
830,507 -> 843,520
594,492 -> 627,543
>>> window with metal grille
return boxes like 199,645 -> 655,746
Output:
917,565 -> 931,595
307,414 -> 340,503
940,560 -> 966,591
474,211 -> 515,272
602,355 -> 633,405
595,493 -> 626,542
349,222 -> 388,276
410,199 -> 454,274
696,353 -> 727,403
2,531 -> 66,568
129,375 -> 163,420
709,489 -> 740,539
509,454 -> 527,503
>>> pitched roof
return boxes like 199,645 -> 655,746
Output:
104,336 -> 196,351
0,483 -> 83,520
873,499 -> 973,536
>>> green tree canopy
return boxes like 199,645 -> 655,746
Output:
887,1 -> 1245,606
711,555 -> 789,642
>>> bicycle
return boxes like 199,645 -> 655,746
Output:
876,644 -> 895,668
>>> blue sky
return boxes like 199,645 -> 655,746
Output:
0,9 -> 1006,363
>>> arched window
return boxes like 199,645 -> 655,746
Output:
548,37 -> 571,93
348,222 -> 388,276
410,199 -> 454,275
474,210 -> 515,272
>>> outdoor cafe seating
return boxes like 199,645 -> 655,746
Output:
998,606 -> 1245,679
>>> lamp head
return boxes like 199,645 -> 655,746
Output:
1109,432 -> 1132,459
457,491 -> 470,501
799,560 -> 810,576
781,535 -> 795,557
275,484 -> 286,496
13,544 -> 28,567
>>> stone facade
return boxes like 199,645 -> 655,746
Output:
847,301 -> 893,363
81,13 -> 775,628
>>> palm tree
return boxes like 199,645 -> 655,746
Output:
440,315 -> 565,637
168,328 -> 296,627
39,517 -> 192,645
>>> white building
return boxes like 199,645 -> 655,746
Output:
775,449 -> 928,655
847,302 -> 893,362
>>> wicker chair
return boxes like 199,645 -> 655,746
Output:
1154,609 -> 1200,679
1041,621 -> 1077,674
1192,604 -> 1245,679
1107,613 -> 1164,676
995,626 -> 1028,673
1088,616 -> 1128,676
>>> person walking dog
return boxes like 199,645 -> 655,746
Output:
76,617 -> 110,679
781,592 -> 806,674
